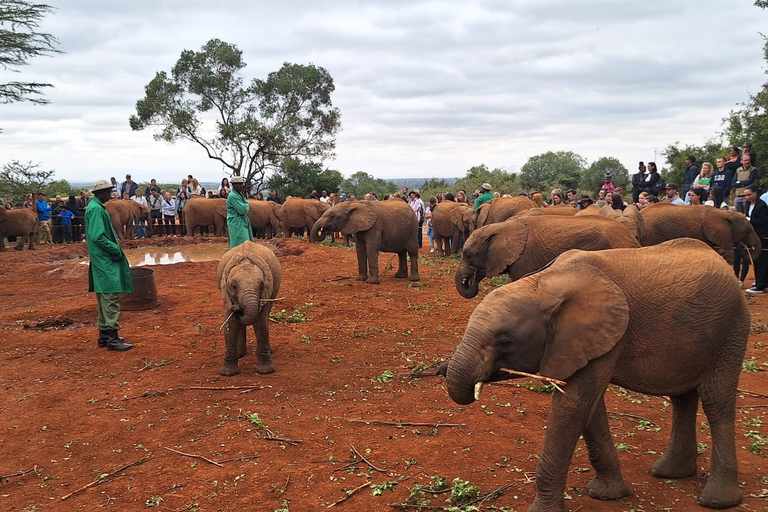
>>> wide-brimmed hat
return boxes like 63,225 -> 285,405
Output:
90,179 -> 113,193
481,183 -> 492,191
231,176 -> 244,184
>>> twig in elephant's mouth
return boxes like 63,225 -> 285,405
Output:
498,368 -> 566,393
219,311 -> 235,330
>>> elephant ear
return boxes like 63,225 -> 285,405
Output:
620,205 -> 643,240
474,202 -> 491,228
699,207 -> 733,252
485,219 -> 529,277
535,262 -> 629,381
449,205 -> 468,230
214,198 -> 227,218
304,200 -> 328,220
343,202 -> 376,234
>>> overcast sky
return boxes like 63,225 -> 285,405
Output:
2,0 -> 766,185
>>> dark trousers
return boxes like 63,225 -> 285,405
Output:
756,246 -> 768,290
162,214 -> 176,235
150,212 -> 161,236
62,225 -> 73,243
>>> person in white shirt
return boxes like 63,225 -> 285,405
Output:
131,189 -> 149,238
160,192 -> 177,236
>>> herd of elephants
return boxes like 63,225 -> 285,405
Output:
2,194 -> 760,511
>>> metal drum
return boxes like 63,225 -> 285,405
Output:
119,267 -> 160,311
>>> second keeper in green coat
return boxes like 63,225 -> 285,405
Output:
226,176 -> 253,249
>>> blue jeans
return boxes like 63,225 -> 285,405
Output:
134,218 -> 147,239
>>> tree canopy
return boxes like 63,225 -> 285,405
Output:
582,157 -> 629,194
340,171 -> 398,199
0,160 -> 72,205
0,1 -> 61,107
129,39 -> 341,191
266,157 -> 343,198
519,151 -> 586,191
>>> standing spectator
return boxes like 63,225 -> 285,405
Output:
51,195 -> 64,244
226,176 -> 252,249
692,162 -> 714,190
65,195 -> 80,242
161,192 -> 177,236
319,190 -> 330,203
456,190 -> 468,204
745,184 -> 768,294
267,189 -> 283,204
132,189 -> 148,238
631,162 -> 646,204
408,190 -> 425,248
60,204 -> 75,243
76,190 -> 89,241
688,187 -> 707,205
743,142 -> 757,166
732,154 -> 758,213
219,178 -> 231,198
110,177 -> 119,196
425,196 -> 437,253
176,191 -> 188,236
84,179 -> 133,351
120,174 -> 138,198
597,189 -> 607,202
643,162 -> 662,197
601,172 -> 615,193
550,191 -> 565,206
608,193 -> 625,211
578,194 -> 594,210
711,157 -> 733,200
147,187 -> 162,236
683,155 -> 700,203
705,186 -> 729,210
473,183 -> 494,211
663,183 -> 685,205
724,146 -> 742,175
144,179 -> 158,197
188,178 -> 203,198
36,192 -> 52,244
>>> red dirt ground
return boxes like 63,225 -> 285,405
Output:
1,236 -> 768,512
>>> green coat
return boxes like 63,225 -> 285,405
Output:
227,190 -> 253,249
86,197 -> 132,293
473,192 -> 494,211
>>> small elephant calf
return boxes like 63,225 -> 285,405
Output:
217,241 -> 283,376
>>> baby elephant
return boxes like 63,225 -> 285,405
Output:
217,241 -> 283,376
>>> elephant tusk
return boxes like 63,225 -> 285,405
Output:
474,382 -> 484,401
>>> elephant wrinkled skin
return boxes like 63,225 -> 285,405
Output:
639,203 -> 760,263
184,198 -> 227,237
479,196 -> 536,226
310,199 -> 419,284
217,241 -> 283,376
455,215 -> 640,298
280,198 -> 329,239
431,201 -> 473,256
446,239 -> 748,511
3,209 -> 37,250
247,200 -> 282,238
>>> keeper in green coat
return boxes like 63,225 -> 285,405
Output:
226,176 -> 253,249
85,180 -> 133,351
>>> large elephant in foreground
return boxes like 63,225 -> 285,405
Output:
310,199 -> 419,283
639,203 -> 760,263
247,200 -> 282,238
105,199 -> 150,240
3,209 -> 37,250
217,241 -> 282,376
455,215 -> 640,298
446,239 -> 748,511
431,201 -> 473,256
183,198 -> 227,237
280,198 -> 330,239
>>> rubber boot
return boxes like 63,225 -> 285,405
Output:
98,329 -> 125,348
106,330 -> 133,351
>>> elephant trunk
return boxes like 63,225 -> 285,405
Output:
445,330 -> 489,405
455,264 -> 480,299
236,290 -> 262,325
310,224 -> 326,243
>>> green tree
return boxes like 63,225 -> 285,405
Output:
0,159 -> 59,205
266,157 -> 343,198
662,140 -> 728,188
0,1 -> 62,108
129,39 -> 341,191
449,164 -> 518,198
582,157 -> 629,195
519,151 -> 586,191
340,171 -> 398,199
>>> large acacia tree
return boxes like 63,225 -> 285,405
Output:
129,39 -> 341,189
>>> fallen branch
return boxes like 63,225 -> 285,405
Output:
265,436 -> 303,446
0,466 -> 40,482
348,419 -> 466,428
326,481 -> 371,508
325,276 -> 351,282
217,454 -> 260,464
738,388 -> 768,400
607,412 -> 657,426
499,368 -> 566,393
61,457 -> 151,500
737,404 -> 768,409
188,385 -> 272,391
163,447 -> 224,468
350,445 -> 386,473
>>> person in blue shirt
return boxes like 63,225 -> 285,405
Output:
36,192 -> 52,244
60,204 -> 75,243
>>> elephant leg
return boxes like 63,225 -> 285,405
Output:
252,306 -> 275,375
584,396 -> 629,501
651,390 -> 698,479
451,232 -> 461,255
394,250 -> 408,278
408,246 -> 419,281
220,318 -> 244,376
366,242 -> 380,284
697,370 -> 742,508
27,232 -> 36,250
355,241 -> 369,281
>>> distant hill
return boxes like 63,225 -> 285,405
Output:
392,177 -> 459,190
